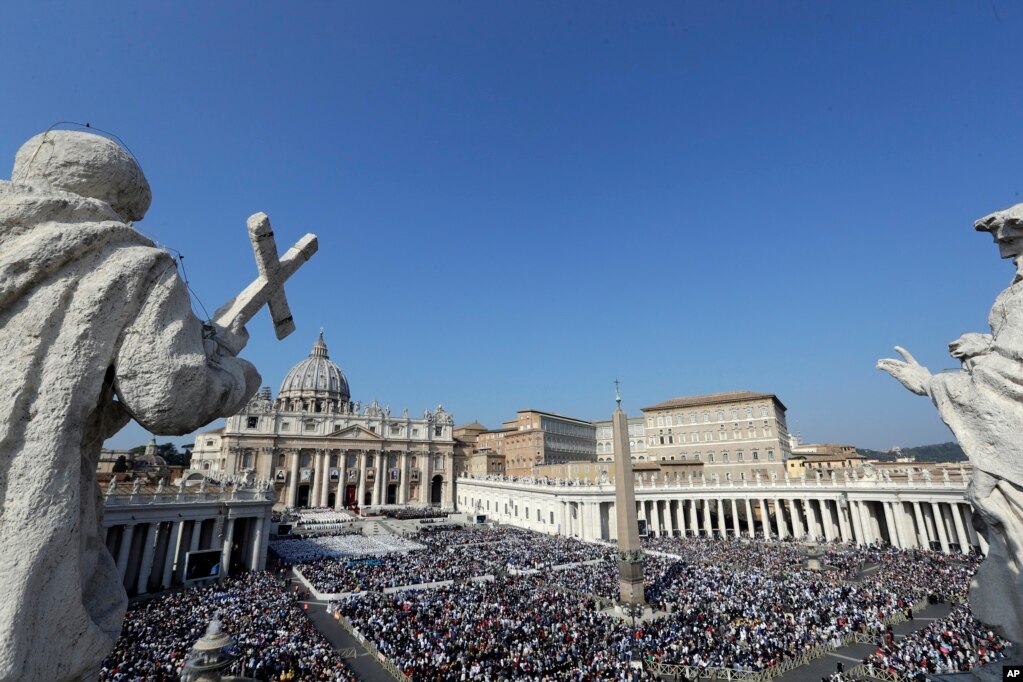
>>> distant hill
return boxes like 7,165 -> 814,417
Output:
856,441 -> 966,463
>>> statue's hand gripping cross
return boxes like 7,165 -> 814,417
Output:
212,212 -> 318,353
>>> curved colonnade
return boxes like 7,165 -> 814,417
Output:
457,473 -> 984,555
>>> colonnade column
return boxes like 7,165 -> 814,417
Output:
836,501 -> 851,542
730,499 -> 741,537
135,523 -> 158,594
849,501 -> 865,545
744,498 -> 755,538
663,501 -> 675,536
689,500 -> 700,536
287,451 -> 300,508
819,500 -> 834,541
857,502 -> 874,544
912,501 -> 929,548
702,500 -> 713,536
950,502 -> 969,554
758,499 -> 770,538
249,515 -> 267,571
774,499 -> 787,539
162,520 -> 186,589
881,502 -> 898,547
115,524 -> 136,580
787,499 -> 804,538
930,502 -> 951,553
717,499 -> 728,538
189,519 -> 203,554
221,518 -> 236,578
650,499 -> 661,536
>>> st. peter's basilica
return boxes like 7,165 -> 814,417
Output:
187,332 -> 459,509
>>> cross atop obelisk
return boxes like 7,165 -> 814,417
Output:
612,380 -> 646,606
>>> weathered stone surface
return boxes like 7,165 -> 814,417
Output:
879,202 -> 1023,646
0,131 -> 260,682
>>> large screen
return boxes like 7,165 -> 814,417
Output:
185,549 -> 223,581
637,519 -> 648,537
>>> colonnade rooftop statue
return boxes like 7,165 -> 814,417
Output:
879,202 -> 1023,647
0,130 -> 317,681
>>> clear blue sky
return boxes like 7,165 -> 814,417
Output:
3,2 -> 1022,451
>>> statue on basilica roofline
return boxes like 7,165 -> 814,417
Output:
880,201 -> 1023,645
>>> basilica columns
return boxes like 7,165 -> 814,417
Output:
287,450 -> 300,508
398,452 -> 409,504
356,451 -> 367,506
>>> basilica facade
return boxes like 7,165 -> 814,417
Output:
187,333 -> 458,510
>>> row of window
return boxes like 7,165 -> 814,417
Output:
650,406 -> 769,427
652,428 -> 772,445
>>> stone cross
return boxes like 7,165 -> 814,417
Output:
212,212 -> 318,343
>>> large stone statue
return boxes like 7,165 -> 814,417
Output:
879,202 -> 1023,646
0,130 -> 315,681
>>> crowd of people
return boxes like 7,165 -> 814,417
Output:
326,533 -> 1008,680
98,572 -> 357,682
863,605 -> 1009,678
332,578 -> 653,681
100,521 -> 1010,682
291,527 -> 615,594
381,506 -> 450,520
270,533 -> 425,564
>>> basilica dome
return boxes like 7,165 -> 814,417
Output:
278,331 -> 350,410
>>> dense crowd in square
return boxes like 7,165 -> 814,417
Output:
863,605 -> 1008,678
97,572 -> 357,682
100,524 -> 1009,682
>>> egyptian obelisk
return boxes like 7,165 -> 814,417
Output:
612,380 -> 646,605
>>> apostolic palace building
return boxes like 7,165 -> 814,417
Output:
187,333 -> 459,509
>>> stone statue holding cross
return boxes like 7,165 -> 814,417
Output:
0,130 -> 317,682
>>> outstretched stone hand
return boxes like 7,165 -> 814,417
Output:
877,346 -> 932,396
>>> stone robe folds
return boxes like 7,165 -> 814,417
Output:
928,269 -> 1023,643
0,180 -> 258,681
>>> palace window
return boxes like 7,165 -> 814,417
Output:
246,416 -> 258,429
760,406 -> 768,417
281,421 -> 290,431
434,426 -> 443,437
